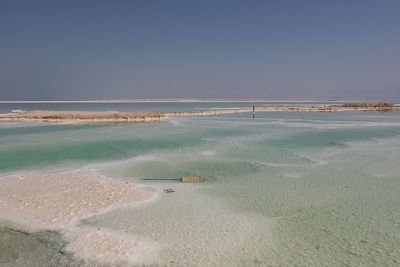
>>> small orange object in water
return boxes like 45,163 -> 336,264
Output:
180,176 -> 206,183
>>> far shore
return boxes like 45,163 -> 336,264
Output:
0,99 -> 358,103
0,102 -> 398,123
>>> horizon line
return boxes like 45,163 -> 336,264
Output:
0,98 -> 367,104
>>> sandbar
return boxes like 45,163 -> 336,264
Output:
0,102 -> 397,123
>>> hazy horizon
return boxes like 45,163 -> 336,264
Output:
1,0 -> 400,101
0,97 -> 390,103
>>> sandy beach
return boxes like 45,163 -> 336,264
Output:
0,109 -> 248,123
0,169 -> 158,265
0,110 -> 167,123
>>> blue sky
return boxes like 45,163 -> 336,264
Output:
1,0 -> 400,100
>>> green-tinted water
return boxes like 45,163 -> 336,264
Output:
1,110 -> 400,266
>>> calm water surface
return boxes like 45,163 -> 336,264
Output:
1,103 -> 400,266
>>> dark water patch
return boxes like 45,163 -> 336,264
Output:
0,226 -> 81,267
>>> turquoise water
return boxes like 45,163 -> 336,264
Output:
1,105 -> 400,266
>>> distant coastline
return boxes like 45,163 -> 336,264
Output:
0,99 -> 360,104
0,102 -> 397,123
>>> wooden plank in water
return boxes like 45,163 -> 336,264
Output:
180,176 -> 206,183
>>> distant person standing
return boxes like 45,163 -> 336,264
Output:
252,105 -> 255,119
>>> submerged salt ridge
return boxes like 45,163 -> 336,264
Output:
1,108 -> 400,266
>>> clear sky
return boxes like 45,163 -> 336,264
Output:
1,0 -> 400,100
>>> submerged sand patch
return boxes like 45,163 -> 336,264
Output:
0,169 -> 158,265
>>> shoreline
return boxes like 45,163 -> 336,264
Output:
0,169 -> 160,265
0,109 -> 249,123
0,103 -> 398,123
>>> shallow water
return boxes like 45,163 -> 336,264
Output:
0,224 -> 80,267
1,104 -> 400,266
